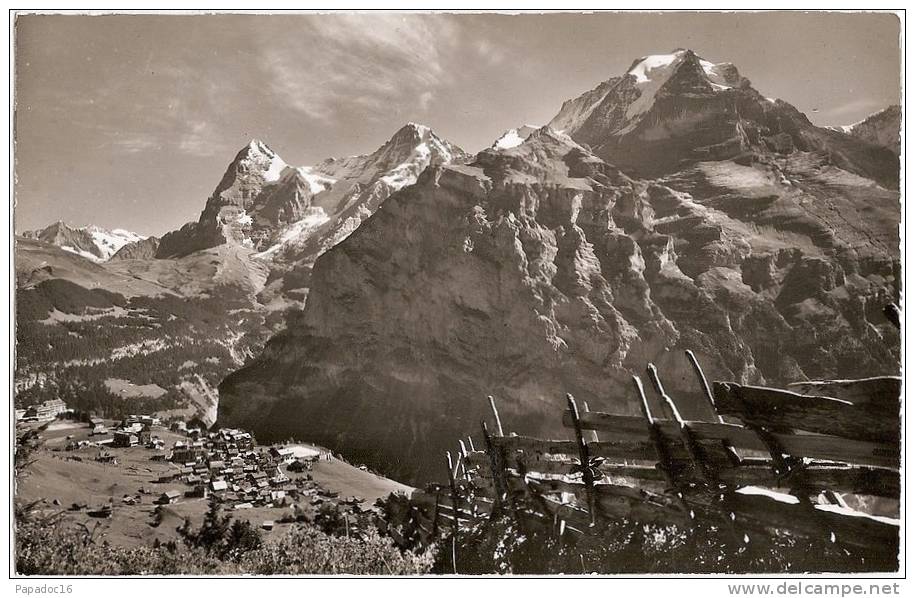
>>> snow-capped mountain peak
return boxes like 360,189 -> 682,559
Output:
491,125 -> 540,150
549,48 -> 747,141
622,49 -> 739,129
21,221 -> 146,262
157,124 -> 467,265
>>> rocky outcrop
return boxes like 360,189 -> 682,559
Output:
218,122 -> 900,483
110,236 -> 160,261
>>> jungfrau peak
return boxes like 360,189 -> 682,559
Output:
549,48 -> 898,187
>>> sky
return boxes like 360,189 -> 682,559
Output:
14,12 -> 902,237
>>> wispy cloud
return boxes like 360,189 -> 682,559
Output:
107,134 -> 163,154
259,14 -> 459,122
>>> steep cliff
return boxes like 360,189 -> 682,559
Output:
218,123 -> 900,483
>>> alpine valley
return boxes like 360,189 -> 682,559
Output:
16,49 -> 901,484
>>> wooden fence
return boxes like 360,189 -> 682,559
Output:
397,351 -> 900,569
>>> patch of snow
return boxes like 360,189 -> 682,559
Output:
381,142 -> 432,190
624,51 -> 688,126
253,207 -> 331,258
698,58 -> 735,89
85,227 -> 146,260
295,166 -> 337,194
814,503 -> 899,526
491,125 -> 539,150
59,245 -> 103,262
262,154 -> 288,182
244,140 -> 289,182
628,51 -> 683,84
735,486 -> 800,504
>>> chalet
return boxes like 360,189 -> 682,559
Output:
185,485 -> 208,499
210,480 -> 228,492
208,460 -> 227,471
248,471 -> 268,484
287,459 -> 311,473
23,399 -> 69,422
137,426 -> 152,445
121,422 -> 144,434
262,520 -> 274,530
112,431 -> 138,448
235,502 -> 253,510
89,418 -> 108,435
158,490 -> 182,505
270,447 -> 296,463
172,444 -> 204,464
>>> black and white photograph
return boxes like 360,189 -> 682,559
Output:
8,7 -> 907,583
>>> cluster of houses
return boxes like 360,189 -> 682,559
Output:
44,408 -> 330,515
15,398 -> 70,422
155,428 -> 320,508
70,414 -> 166,452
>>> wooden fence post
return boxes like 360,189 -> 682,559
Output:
488,395 -> 504,437
647,364 -> 721,489
685,350 -> 724,424
481,420 -> 507,517
446,451 -> 460,573
566,393 -> 597,526
632,375 -> 690,514
582,401 -> 600,442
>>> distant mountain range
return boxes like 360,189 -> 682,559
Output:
21,221 -> 146,262
828,105 -> 901,155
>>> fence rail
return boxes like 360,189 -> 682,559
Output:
397,352 -> 900,568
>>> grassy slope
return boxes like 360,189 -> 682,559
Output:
15,421 -> 413,549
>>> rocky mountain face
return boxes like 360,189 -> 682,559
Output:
830,105 -> 901,155
110,236 -> 161,261
218,51 -> 900,484
21,221 -> 146,262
